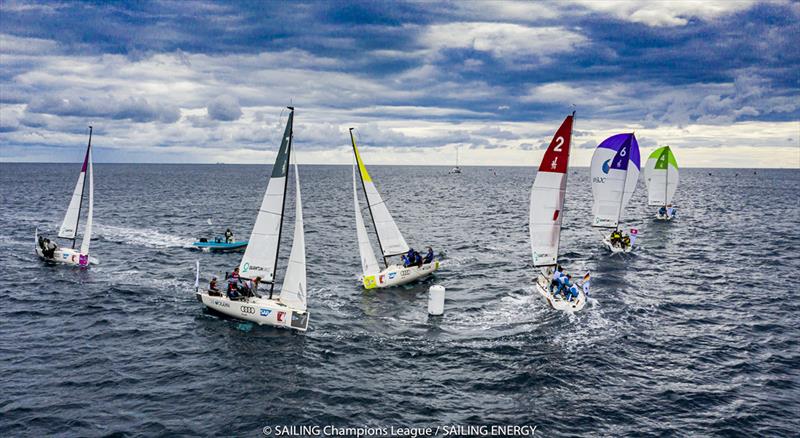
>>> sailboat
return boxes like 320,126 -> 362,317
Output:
449,146 -> 462,174
350,128 -> 439,289
195,107 -> 309,331
530,113 -> 587,311
590,133 -> 641,253
35,127 -> 97,267
644,146 -> 679,220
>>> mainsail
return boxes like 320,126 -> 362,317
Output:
349,129 -> 409,261
59,128 -> 93,240
530,113 -> 574,266
644,146 -> 679,206
590,133 -> 640,228
279,159 -> 307,311
353,162 -> 380,275
239,109 -> 294,282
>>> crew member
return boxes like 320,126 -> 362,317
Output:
423,247 -> 434,264
209,276 -> 220,295
413,250 -> 423,267
550,265 -> 563,293
225,228 -> 234,244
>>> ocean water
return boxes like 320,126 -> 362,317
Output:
1,163 -> 798,436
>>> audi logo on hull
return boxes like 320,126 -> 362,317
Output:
240,306 -> 256,314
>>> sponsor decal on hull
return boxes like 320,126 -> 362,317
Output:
240,305 -> 256,314
290,312 -> 308,330
213,300 -> 231,308
260,308 -> 271,317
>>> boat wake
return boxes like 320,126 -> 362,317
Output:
96,225 -> 193,249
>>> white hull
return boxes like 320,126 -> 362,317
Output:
602,235 -> 632,253
655,212 -> 674,221
361,261 -> 439,289
196,291 -> 309,331
535,272 -> 586,312
35,230 -> 97,266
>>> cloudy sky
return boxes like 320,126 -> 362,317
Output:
1,0 -> 798,167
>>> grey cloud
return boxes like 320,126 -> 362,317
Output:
207,95 -> 242,121
27,94 -> 180,123
471,126 -> 520,140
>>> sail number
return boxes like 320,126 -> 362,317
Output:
553,136 -> 564,152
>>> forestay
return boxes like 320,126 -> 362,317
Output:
279,160 -> 307,311
239,110 -> 294,282
644,146 -> 679,206
530,114 -> 574,266
350,132 -> 409,257
590,133 -> 641,228
353,163 -> 380,275
59,131 -> 92,240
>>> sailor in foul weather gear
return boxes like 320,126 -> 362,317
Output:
566,283 -> 580,301
413,250 -> 423,267
550,265 -> 563,293
41,238 -> 58,259
423,247 -> 434,264
227,284 -> 241,300
209,276 -> 220,295
224,228 -> 234,244
556,274 -> 572,298
610,230 -> 622,246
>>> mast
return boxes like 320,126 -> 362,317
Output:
664,146 -> 669,209
553,111 -> 575,267
73,126 -> 92,249
614,134 -> 633,231
350,128 -> 389,268
269,107 -> 294,298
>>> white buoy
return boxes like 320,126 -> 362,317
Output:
428,285 -> 445,316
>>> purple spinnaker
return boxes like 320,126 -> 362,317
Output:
597,133 -> 640,170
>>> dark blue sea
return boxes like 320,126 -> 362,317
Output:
1,163 -> 798,437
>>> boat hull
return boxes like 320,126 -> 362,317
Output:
35,230 -> 97,266
654,212 -> 674,221
362,261 -> 439,289
602,235 -> 632,254
196,291 -> 309,331
191,240 -> 248,252
535,272 -> 586,312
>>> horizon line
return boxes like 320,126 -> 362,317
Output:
0,161 -> 797,170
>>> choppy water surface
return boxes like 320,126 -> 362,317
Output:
1,163 -> 798,436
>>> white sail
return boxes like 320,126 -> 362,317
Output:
58,139 -> 91,239
79,149 -> 93,254
353,163 -> 380,274
351,134 -> 409,257
279,161 -> 307,312
644,146 -> 679,206
239,111 -> 293,282
590,133 -> 641,228
530,114 -> 573,266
